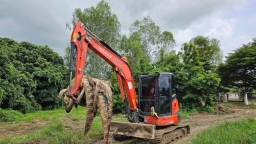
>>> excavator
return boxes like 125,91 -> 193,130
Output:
67,21 -> 190,143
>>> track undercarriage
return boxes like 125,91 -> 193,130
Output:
110,121 -> 190,144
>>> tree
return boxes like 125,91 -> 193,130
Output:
176,42 -> 220,109
189,36 -> 223,71
120,34 -> 151,76
0,37 -> 67,113
110,33 -> 152,113
158,31 -> 176,54
63,44 -> 71,69
217,39 -> 256,93
129,15 -> 175,62
71,0 -> 121,79
32,45 -> 68,110
0,38 -> 36,113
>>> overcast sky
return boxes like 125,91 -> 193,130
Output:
1,0 -> 255,59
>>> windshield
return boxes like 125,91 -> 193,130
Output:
158,76 -> 171,115
139,76 -> 157,114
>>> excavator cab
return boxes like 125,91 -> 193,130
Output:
138,72 -> 180,126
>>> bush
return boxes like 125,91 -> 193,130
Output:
204,105 -> 214,113
0,108 -> 24,122
112,95 -> 125,113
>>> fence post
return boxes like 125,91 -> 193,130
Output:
244,92 -> 249,105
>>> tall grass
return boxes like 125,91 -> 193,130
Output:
190,118 -> 256,144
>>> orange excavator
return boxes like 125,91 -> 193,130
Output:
68,21 -> 190,143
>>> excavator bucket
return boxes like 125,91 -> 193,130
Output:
109,121 -> 156,139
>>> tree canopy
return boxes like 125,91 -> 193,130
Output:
218,39 -> 256,93
129,15 -> 176,63
0,38 -> 67,113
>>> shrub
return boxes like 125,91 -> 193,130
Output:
0,108 -> 24,122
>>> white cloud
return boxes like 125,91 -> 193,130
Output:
205,19 -> 237,38
0,0 -> 254,58
170,12 -> 237,54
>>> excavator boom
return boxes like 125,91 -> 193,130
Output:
69,21 -> 137,111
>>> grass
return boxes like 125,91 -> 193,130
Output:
179,108 -> 197,119
190,118 -> 256,144
0,107 -> 67,122
0,106 -> 128,144
222,101 -> 256,109
0,118 -> 64,144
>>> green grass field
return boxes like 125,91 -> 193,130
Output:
0,107 -> 127,144
190,118 -> 256,144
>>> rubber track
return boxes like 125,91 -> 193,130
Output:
112,125 -> 190,144
149,126 -> 190,144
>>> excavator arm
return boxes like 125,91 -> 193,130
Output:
68,21 -> 138,121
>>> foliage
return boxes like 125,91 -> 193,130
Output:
129,15 -> 175,62
71,0 -> 121,79
177,40 -> 221,109
63,44 -> 71,69
191,118 -> 256,144
189,36 -> 223,71
152,39 -> 220,110
120,34 -> 152,76
203,105 -> 215,113
217,39 -> 256,93
0,108 -> 24,122
0,37 -> 67,113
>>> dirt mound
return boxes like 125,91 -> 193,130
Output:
214,104 -> 234,114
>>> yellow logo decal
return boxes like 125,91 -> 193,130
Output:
132,99 -> 135,105
73,33 -> 77,39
